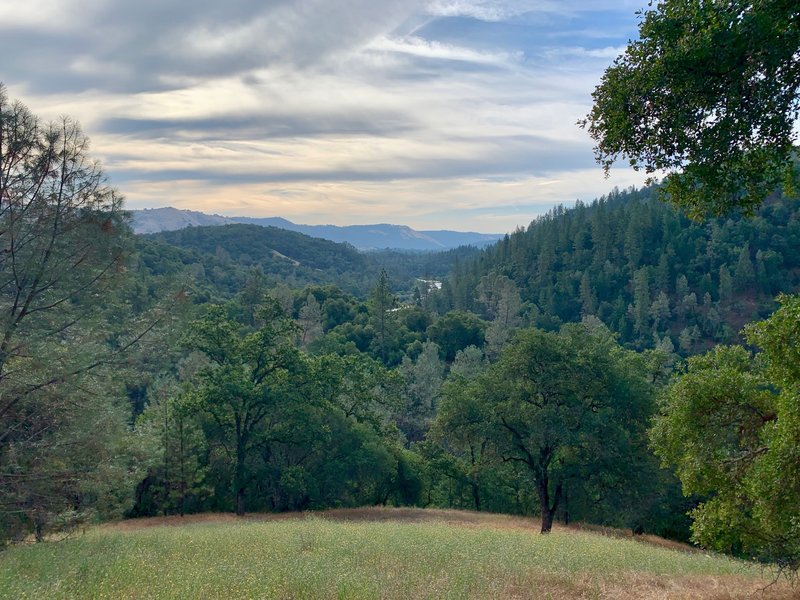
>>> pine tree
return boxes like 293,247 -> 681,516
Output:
734,244 -> 756,291
368,270 -> 396,364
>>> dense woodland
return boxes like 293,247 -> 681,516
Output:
3,12 -> 800,573
138,225 -> 481,301
442,185 -> 800,353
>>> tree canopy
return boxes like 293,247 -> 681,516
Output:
651,294 -> 800,570
583,0 -> 800,217
469,323 -> 655,533
0,83 -> 153,541
182,301 -> 305,515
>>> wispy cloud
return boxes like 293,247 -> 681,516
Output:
426,0 -> 566,21
542,45 -> 629,61
367,35 -> 521,66
1,0 -> 650,232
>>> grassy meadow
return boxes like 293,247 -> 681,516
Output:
0,508 -> 793,599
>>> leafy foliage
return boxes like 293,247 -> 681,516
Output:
139,224 -> 482,301
583,0 -> 800,216
180,301 -> 304,515
442,186 -> 800,352
432,323 -> 658,534
652,295 -> 800,570
132,297 -> 419,517
0,84 -> 156,541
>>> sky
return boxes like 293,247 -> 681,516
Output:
1,0 -> 652,233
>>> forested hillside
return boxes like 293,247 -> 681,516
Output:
440,185 -> 800,352
138,224 -> 482,299
131,207 -> 503,250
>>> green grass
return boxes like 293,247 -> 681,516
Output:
0,511 -> 774,599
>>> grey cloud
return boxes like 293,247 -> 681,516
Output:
100,111 -> 420,140
1,0 -> 424,94
0,0 -> 646,230
107,133 -> 591,185
426,0 -> 644,22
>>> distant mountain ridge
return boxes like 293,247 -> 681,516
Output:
130,207 -> 503,251
132,207 -> 230,233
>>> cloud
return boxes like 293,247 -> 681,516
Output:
100,110 -> 418,141
425,0 -> 566,21
0,0 -> 426,94
0,0 -> 107,31
1,0 -> 651,232
367,35 -> 521,66
542,45 -> 628,61
424,0 -> 646,22
121,167 -> 648,232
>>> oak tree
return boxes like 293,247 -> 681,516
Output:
182,301 -> 305,515
583,0 -> 800,216
652,294 -> 800,571
478,324 -> 654,533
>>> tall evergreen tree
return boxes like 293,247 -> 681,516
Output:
0,84 -> 156,541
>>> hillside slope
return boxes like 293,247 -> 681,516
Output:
151,224 -> 367,273
442,186 -> 800,352
0,508 -> 791,600
131,207 -> 230,233
231,217 -> 503,250
130,207 -> 502,250
137,224 -> 483,299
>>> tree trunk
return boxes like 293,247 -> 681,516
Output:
34,517 -> 44,543
540,504 -> 555,534
537,479 -> 562,534
470,481 -> 481,512
235,429 -> 247,516
236,487 -> 246,516
179,417 -> 186,517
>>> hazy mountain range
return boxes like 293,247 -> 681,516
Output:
131,207 -> 503,251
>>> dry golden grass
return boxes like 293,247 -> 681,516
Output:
8,507 -> 795,599
106,506 -> 697,553
497,571 -> 798,600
